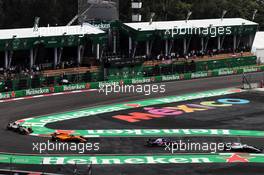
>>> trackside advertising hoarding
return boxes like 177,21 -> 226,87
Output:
0,65 -> 263,100
0,153 -> 264,165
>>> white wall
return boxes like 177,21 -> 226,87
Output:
252,32 -> 264,63
256,48 -> 264,63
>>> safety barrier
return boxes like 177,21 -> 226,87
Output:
195,56 -> 257,71
107,56 -> 257,80
0,65 -> 263,100
0,56 -> 258,91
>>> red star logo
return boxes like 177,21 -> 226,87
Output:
11,91 -> 16,98
49,87 -> 54,92
85,83 -> 90,89
226,154 -> 249,163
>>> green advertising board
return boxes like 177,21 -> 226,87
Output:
0,65 -> 263,101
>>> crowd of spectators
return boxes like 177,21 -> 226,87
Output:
0,65 -> 41,80
0,65 -> 43,92
0,60 -> 82,81
150,46 -> 251,62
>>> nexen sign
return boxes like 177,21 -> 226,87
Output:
112,98 -> 250,123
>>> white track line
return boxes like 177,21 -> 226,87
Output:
0,89 -> 97,103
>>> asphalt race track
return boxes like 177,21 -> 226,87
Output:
1,72 -> 264,175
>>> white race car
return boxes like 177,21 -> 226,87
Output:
6,122 -> 33,135
225,143 -> 263,153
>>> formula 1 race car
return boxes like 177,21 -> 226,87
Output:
6,122 -> 33,135
225,143 -> 263,153
51,132 -> 87,143
145,138 -> 176,147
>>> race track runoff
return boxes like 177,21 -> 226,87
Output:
0,72 -> 264,174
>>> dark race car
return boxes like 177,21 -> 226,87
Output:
145,138 -> 176,147
6,122 -> 33,135
225,143 -> 263,154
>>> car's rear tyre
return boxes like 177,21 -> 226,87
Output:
51,136 -> 58,142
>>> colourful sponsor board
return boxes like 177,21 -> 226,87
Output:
0,153 -> 264,165
21,88 -> 241,128
113,98 -> 250,123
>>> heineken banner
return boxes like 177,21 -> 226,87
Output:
161,75 -> 182,81
0,92 -> 12,100
131,77 -> 156,84
218,69 -> 235,76
0,153 -> 264,165
191,72 -> 209,79
25,87 -> 51,96
62,83 -> 90,91
243,67 -> 260,73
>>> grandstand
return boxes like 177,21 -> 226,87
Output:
118,18 -> 258,58
0,24 -> 105,69
0,18 -> 260,92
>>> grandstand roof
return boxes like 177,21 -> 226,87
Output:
0,24 -> 105,40
124,18 -> 258,31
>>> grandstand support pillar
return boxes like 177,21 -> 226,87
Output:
96,44 -> 100,60
8,51 -> 13,68
249,34 -> 254,48
77,45 -> 82,65
217,36 -> 221,50
4,51 -> 9,69
146,40 -> 150,56
233,35 -> 237,52
165,39 -> 169,56
129,37 -> 132,56
113,35 -> 117,54
54,48 -> 58,68
201,38 -> 204,51
183,38 -> 187,55
30,49 -> 34,69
